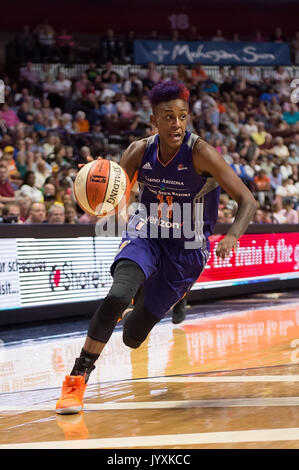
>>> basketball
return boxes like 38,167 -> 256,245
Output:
73,158 -> 130,217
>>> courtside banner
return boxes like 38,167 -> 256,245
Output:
134,40 -> 291,65
196,232 -> 299,289
0,232 -> 298,311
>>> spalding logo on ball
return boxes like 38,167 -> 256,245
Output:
74,158 -> 130,217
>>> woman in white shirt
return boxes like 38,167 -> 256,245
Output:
18,171 -> 43,202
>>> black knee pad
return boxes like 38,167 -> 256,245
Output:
122,306 -> 159,349
88,259 -> 145,343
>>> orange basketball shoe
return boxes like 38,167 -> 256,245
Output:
56,375 -> 87,415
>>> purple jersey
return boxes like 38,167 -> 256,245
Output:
127,131 -> 220,249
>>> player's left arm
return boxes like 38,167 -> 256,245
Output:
193,140 -> 258,259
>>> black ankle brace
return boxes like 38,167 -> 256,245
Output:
70,355 -> 96,383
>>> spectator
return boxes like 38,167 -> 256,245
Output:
191,63 -> 209,85
0,103 -> 20,129
271,199 -> 287,223
18,171 -> 43,202
253,168 -> 272,206
212,29 -> 226,42
1,202 -> 22,224
283,104 -> 299,127
64,203 -> 79,224
270,166 -> 283,192
0,162 -> 15,203
143,62 -> 161,89
244,66 -> 261,87
230,152 -> 248,182
73,111 -> 90,133
269,137 -> 290,160
281,198 -> 299,223
24,201 -> 46,224
56,28 -> 75,62
252,122 -> 267,146
47,204 -> 65,224
292,32 -> 299,65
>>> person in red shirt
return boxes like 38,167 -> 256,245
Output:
0,162 -> 15,203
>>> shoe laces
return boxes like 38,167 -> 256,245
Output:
63,377 -> 85,396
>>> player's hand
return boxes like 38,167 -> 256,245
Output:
216,234 -> 238,260
78,156 -> 102,169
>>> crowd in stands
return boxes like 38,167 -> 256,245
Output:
0,23 -> 299,226
6,22 -> 299,66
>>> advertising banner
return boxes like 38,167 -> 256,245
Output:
196,233 -> 299,289
134,40 -> 291,65
0,239 -> 21,309
0,233 -> 298,312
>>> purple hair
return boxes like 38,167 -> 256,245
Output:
148,81 -> 190,108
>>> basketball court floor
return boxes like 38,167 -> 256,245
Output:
1,291 -> 299,449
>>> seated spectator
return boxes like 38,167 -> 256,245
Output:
73,111 -> 90,133
123,72 -> 143,100
116,94 -> 135,119
271,199 -> 287,223
244,116 -> 258,136
19,62 -> 39,87
191,63 -> 208,85
64,203 -> 79,224
281,198 -> 299,223
18,171 -> 43,202
270,166 -> 283,192
130,98 -> 152,132
1,202 -> 22,224
100,96 -> 118,124
251,122 -> 268,146
2,146 -> 17,175
253,168 -> 273,206
283,103 -> 299,127
47,204 -> 65,224
230,152 -> 248,182
143,62 -> 161,89
244,66 -> 261,87
35,158 -> 51,189
0,103 -> 20,129
108,72 -> 123,94
85,62 -> 100,83
0,162 -> 15,203
52,72 -> 72,98
24,201 -> 46,224
269,137 -> 290,160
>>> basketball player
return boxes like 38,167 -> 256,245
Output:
56,81 -> 257,414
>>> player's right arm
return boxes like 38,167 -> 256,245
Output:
118,139 -> 146,186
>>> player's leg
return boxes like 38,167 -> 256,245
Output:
122,302 -> 160,349
56,259 -> 145,414
172,296 -> 187,324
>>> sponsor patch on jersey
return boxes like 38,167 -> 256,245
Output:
177,164 -> 188,171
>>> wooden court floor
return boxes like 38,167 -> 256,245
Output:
1,296 -> 299,449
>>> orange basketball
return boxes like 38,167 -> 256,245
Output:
73,158 -> 130,217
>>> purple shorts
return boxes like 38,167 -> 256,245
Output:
111,234 -> 209,319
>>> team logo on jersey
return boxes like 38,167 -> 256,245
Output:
142,162 -> 152,170
177,164 -> 188,171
